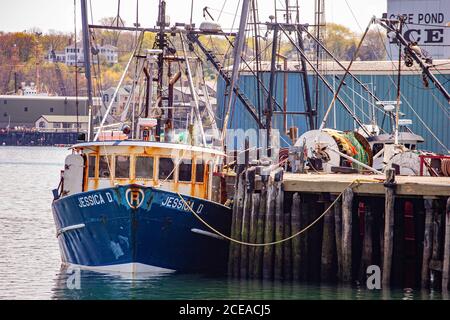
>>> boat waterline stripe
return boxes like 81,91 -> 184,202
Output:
64,262 -> 176,275
57,224 -> 86,237
190,228 -> 224,240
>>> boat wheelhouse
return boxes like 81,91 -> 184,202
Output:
61,141 -> 224,201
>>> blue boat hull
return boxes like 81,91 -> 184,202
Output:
52,185 -> 231,274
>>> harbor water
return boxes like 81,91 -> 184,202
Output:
0,147 -> 447,300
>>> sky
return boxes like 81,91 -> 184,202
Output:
0,0 -> 387,34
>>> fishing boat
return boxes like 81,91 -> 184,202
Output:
51,0 -> 233,274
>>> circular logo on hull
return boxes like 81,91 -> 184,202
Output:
125,188 -> 145,209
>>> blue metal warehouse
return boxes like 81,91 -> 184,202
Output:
217,60 -> 450,153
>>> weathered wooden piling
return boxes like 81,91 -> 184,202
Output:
228,170 -> 245,277
360,199 -> 374,281
309,197 -> 323,282
283,195 -> 292,281
321,194 -> 335,282
333,195 -> 343,281
443,198 -> 450,291
291,193 -> 301,281
248,193 -> 260,278
421,198 -> 434,288
240,168 -> 256,279
342,187 -> 354,283
431,200 -> 443,289
299,199 -> 310,281
253,177 -> 267,279
274,170 -> 284,280
382,169 -> 396,287
263,177 -> 276,280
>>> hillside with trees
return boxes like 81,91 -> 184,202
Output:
0,21 -> 386,96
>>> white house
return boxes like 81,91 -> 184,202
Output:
47,50 -> 66,63
100,85 -> 142,117
47,43 -> 119,66
35,115 -> 90,132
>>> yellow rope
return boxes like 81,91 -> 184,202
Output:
177,178 -> 382,247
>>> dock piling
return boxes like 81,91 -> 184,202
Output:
263,176 -> 276,280
360,199 -> 374,282
274,170 -> 285,280
443,198 -> 450,291
321,194 -> 335,282
240,168 -> 255,279
421,198 -> 434,288
291,193 -> 301,281
333,195 -> 343,281
342,187 -> 354,283
253,175 -> 267,279
382,169 -> 396,287
248,192 -> 260,278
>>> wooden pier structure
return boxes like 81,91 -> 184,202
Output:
227,165 -> 450,290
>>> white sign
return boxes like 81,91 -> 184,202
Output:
387,0 -> 450,59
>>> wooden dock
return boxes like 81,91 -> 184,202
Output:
228,165 -> 450,290
282,173 -> 450,197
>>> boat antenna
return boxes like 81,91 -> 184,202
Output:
190,0 -> 194,26
80,0 -> 94,141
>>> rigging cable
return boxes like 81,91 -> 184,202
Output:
345,3 -> 448,152
376,30 -> 450,153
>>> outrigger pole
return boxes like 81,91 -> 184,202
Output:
319,17 -> 375,131
221,0 -> 251,141
80,0 -> 95,141
278,24 -> 371,136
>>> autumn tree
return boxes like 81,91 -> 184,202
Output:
357,27 -> 387,61
323,23 -> 357,60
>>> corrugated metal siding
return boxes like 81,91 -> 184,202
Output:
217,71 -> 449,152
217,73 -> 309,148
315,73 -> 449,153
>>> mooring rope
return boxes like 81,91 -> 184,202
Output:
177,178 -> 382,247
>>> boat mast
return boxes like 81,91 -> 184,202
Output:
80,0 -> 94,141
156,0 -> 167,142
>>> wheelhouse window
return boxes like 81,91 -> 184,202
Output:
159,158 -> 174,180
88,155 -> 96,178
99,156 -> 111,178
178,160 -> 192,182
196,160 -> 205,183
135,156 -> 154,179
115,155 -> 130,179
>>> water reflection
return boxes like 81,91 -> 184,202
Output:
50,267 -> 447,300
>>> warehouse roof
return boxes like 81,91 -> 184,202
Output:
37,115 -> 90,123
229,59 -> 450,75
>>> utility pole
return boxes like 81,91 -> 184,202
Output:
80,0 -> 94,141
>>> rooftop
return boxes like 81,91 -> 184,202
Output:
38,115 -> 90,123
